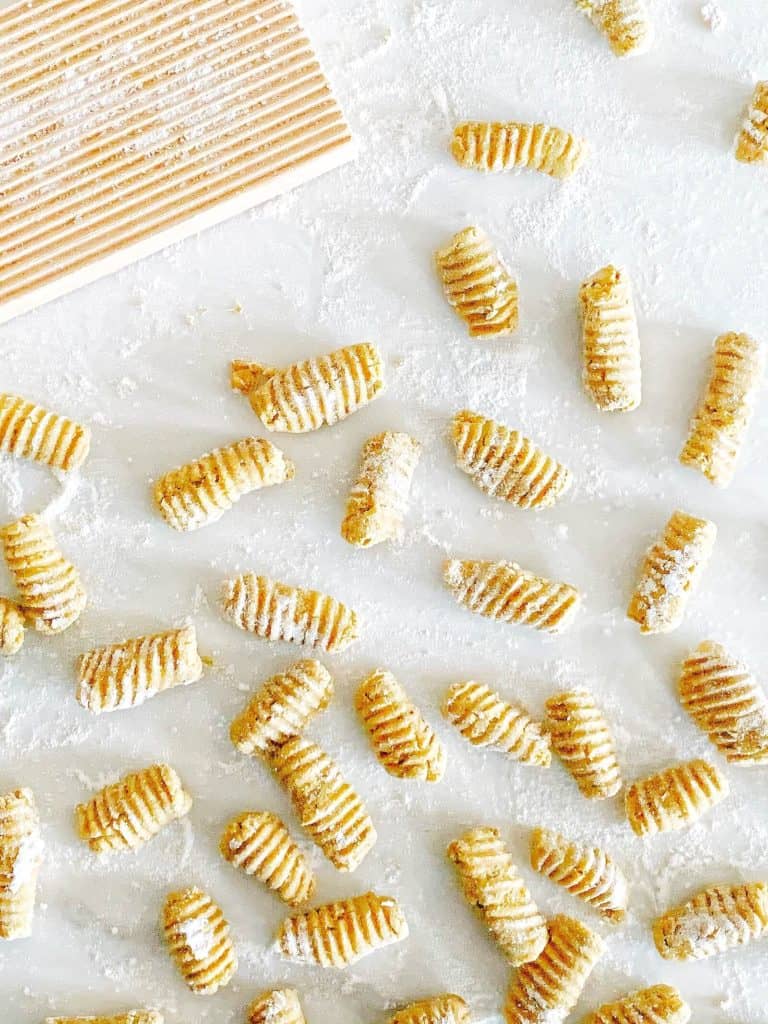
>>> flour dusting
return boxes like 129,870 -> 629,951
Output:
700,3 -> 726,32
177,915 -> 216,961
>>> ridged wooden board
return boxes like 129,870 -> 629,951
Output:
0,0 -> 354,323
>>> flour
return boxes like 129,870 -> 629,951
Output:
257,991 -> 302,1023
40,470 -> 81,521
177,915 -> 216,961
700,3 -> 726,32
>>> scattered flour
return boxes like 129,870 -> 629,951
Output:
700,3 -> 726,32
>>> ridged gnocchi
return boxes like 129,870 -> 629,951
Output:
76,763 -> 191,854
530,826 -> 628,922
0,393 -> 90,472
442,681 -> 551,767
220,811 -> 315,906
451,410 -> 572,509
162,887 -> 237,994
76,625 -> 203,713
504,914 -> 605,1024
229,659 -> 334,759
342,431 -> 421,547
0,788 -> 43,941
270,737 -> 376,871
1,514 -> 86,634
276,891 -> 408,968
653,882 -> 768,961
232,343 -> 385,432
221,573 -> 359,652
434,227 -> 519,338
356,670 -> 446,782
154,437 -> 294,532
627,510 -> 716,635
447,826 -> 547,966
247,989 -> 306,1024
624,759 -> 729,836
678,641 -> 768,764
575,1 -> 653,57
679,332 -> 764,487
545,688 -> 622,799
580,265 -> 641,413
389,995 -> 470,1024
584,985 -> 690,1024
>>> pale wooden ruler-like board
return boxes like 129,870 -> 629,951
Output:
0,0 -> 354,324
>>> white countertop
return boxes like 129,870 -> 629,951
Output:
1,1 -> 767,1021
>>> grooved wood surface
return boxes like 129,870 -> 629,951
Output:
0,0 -> 354,324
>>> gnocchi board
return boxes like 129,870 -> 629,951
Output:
0,0 -> 354,325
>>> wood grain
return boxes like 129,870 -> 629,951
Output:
0,0 -> 354,322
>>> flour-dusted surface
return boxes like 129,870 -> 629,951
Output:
1,0 -> 767,1021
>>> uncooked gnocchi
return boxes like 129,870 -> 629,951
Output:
434,227 -> 519,338
154,436 -> 294,532
451,122 -> 587,178
447,825 -> 547,966
247,989 -> 306,1024
653,882 -> 768,961
443,558 -> 581,634
355,669 -> 446,782
627,510 -> 716,634
1,514 -> 86,634
221,573 -> 359,652
0,788 -> 43,941
220,811 -> 315,906
341,431 -> 421,547
0,393 -> 90,472
530,826 -> 627,921
584,985 -> 690,1024
162,887 -> 237,994
232,343 -> 385,432
75,764 -> 191,854
678,641 -> 768,764
504,914 -> 605,1024
389,995 -> 470,1024
276,891 -> 408,968
269,737 -> 376,871
580,265 -> 641,413
624,759 -> 729,836
545,688 -> 622,799
442,680 -> 551,767
575,1 -> 653,57
679,332 -> 764,487
451,410 -> 572,509
76,625 -> 203,713
229,659 -> 334,759
736,82 -> 768,164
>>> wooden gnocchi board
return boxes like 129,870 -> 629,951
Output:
0,0 -> 354,324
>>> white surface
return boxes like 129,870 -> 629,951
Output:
1,1 -> 767,1022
